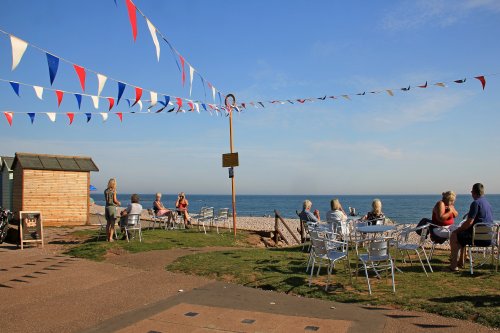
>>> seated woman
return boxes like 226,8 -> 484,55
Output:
362,198 -> 385,225
153,192 -> 175,224
119,194 -> 143,239
431,190 -> 459,239
325,198 -> 347,234
175,192 -> 191,228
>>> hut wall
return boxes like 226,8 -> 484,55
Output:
21,169 -> 88,226
12,165 -> 23,215
1,169 -> 13,210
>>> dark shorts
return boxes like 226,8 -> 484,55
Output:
457,230 -> 492,247
105,206 -> 117,224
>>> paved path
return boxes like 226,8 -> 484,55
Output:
0,229 -> 495,333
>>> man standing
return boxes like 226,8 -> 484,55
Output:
449,183 -> 494,271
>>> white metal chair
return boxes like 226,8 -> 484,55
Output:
197,207 -> 214,234
466,223 -> 498,275
213,208 -> 230,233
96,213 -> 117,241
427,222 -> 452,260
148,208 -> 170,230
395,224 -> 433,276
324,238 -> 351,291
123,214 -> 142,242
356,238 -> 396,295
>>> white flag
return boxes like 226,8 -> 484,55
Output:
146,19 -> 160,61
97,73 -> 107,96
100,113 -> 108,122
189,65 -> 195,96
195,103 -> 200,113
150,91 -> 157,107
137,100 -> 143,111
10,35 -> 28,71
211,86 -> 216,103
46,112 -> 56,122
91,95 -> 99,109
33,86 -> 44,100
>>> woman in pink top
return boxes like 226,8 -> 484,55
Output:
175,192 -> 191,228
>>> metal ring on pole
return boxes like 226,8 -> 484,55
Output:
225,94 -> 236,109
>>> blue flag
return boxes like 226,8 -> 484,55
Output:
117,81 -> 126,105
75,94 -> 82,109
46,53 -> 60,85
85,113 -> 92,123
27,113 -> 35,124
9,81 -> 20,96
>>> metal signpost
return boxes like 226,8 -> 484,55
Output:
224,94 -> 238,237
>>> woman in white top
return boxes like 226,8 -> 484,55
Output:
325,198 -> 347,234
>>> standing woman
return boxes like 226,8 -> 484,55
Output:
104,178 -> 121,242
175,192 -> 190,228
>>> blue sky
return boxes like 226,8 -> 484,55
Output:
1,0 -> 499,195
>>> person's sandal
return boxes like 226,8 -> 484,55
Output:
448,266 -> 459,272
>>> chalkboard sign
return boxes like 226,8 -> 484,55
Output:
19,211 -> 44,250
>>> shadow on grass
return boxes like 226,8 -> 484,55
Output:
429,295 -> 500,307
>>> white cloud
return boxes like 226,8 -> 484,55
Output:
382,0 -> 500,31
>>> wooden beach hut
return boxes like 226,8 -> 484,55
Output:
0,156 -> 14,210
12,153 -> 99,226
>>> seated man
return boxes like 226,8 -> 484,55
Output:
119,194 -> 143,239
449,183 -> 494,271
299,199 -> 320,223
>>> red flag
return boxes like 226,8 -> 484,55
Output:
107,97 -> 115,111
66,112 -> 74,125
297,99 -> 306,103
176,97 -> 183,110
56,90 -> 64,107
126,0 -> 137,42
4,112 -> 13,126
188,101 -> 194,111
179,55 -> 186,86
73,64 -> 86,91
116,112 -> 123,122
133,87 -> 142,106
418,81 -> 428,88
474,76 -> 486,90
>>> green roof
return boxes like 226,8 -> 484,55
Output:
13,153 -> 99,172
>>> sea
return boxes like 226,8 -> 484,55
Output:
90,194 -> 500,224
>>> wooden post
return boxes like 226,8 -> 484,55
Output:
225,94 -> 238,238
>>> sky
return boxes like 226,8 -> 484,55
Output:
1,0 -> 500,195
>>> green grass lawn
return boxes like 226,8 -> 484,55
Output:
65,228 -> 251,261
167,246 -> 500,328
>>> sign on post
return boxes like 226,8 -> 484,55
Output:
222,152 -> 239,167
19,211 -> 44,250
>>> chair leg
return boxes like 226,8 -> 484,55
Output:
469,246 -> 473,275
390,259 -> 396,293
363,263 -> 372,295
421,247 -> 433,273
309,258 -> 316,286
414,250 -> 428,276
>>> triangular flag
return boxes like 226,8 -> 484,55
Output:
418,81 -> 428,88
218,91 -> 223,106
27,113 -> 35,124
202,103 -> 207,112
66,112 -> 75,125
297,99 -> 306,103
10,35 -> 28,71
116,112 -> 123,122
401,86 -> 410,91
176,97 -> 183,110
46,53 -> 59,85
164,95 -> 170,107
55,90 -> 64,107
126,99 -> 132,107
75,94 -> 82,109
46,112 -> 56,122
33,86 -> 44,100
108,97 -> 115,111
211,84 -> 216,103
137,100 -> 143,111
4,112 -> 13,126
9,82 -> 20,96
258,102 -> 265,108
189,65 -> 195,96
73,64 -> 86,91
91,95 -> 99,109
100,113 -> 108,122
454,78 -> 466,84
126,0 -> 138,42
97,73 -> 107,96
146,19 -> 160,61
474,76 -> 486,90
117,81 -> 126,104
195,103 -> 200,113
188,101 -> 194,111
150,91 -> 157,107
85,113 -> 91,123
342,95 -> 351,100
435,82 -> 446,87
386,90 -> 394,96
132,87 -> 142,106
199,75 -> 207,99
179,55 -> 186,86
